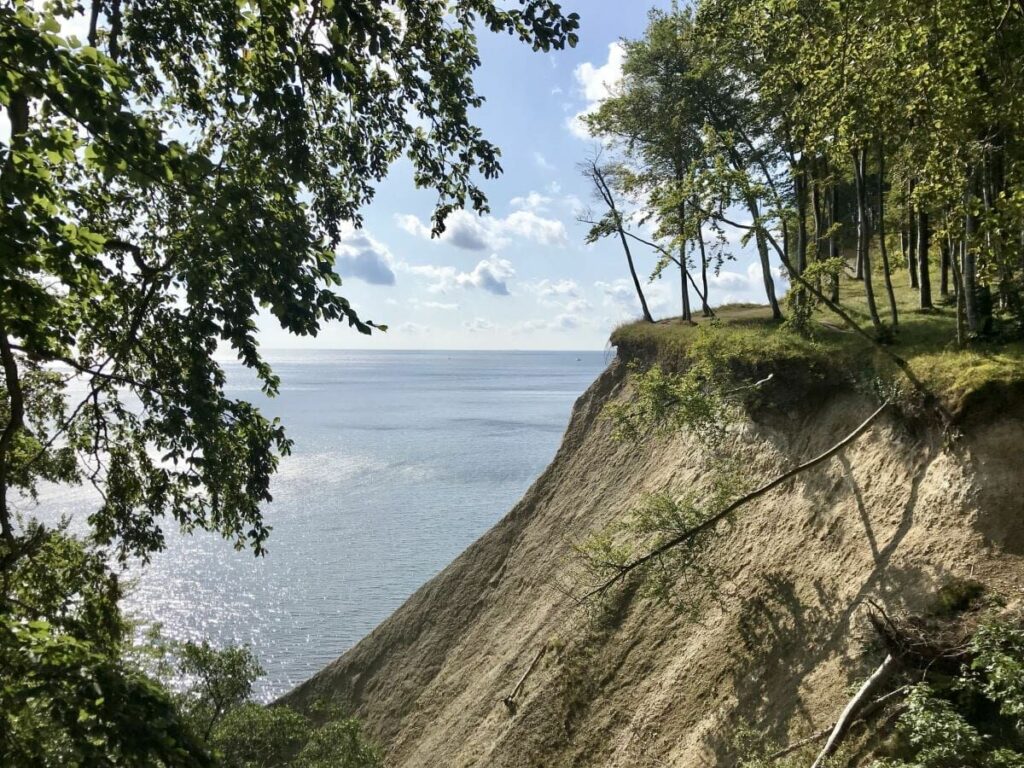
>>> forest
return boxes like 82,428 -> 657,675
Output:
584,0 -> 1024,351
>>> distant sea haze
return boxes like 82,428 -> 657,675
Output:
30,350 -> 608,699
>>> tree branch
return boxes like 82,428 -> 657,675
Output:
578,401 -> 890,602
0,325 -> 25,545
618,229 -> 715,317
810,654 -> 899,768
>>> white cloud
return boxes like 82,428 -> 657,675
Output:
563,297 -> 592,314
528,278 -> 580,301
500,210 -> 567,247
515,308 -> 590,333
534,151 -> 556,171
415,300 -> 459,311
395,208 -> 567,251
596,278 -> 638,308
463,318 -> 494,333
596,277 -> 673,318
708,262 -> 788,305
397,321 -> 429,335
395,214 -> 433,240
407,256 -> 516,296
511,191 -> 554,212
568,42 -> 625,140
335,230 -> 397,286
514,280 -> 593,333
510,189 -> 584,218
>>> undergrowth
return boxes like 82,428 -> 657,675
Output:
611,276 -> 1024,415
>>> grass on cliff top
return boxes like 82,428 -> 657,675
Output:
610,276 -> 1024,412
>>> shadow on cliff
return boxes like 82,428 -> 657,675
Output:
703,441 -> 940,761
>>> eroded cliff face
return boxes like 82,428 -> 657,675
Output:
282,356 -> 1024,767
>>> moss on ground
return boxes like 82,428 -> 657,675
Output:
610,276 -> 1024,416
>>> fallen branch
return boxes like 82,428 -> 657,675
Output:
579,401 -> 890,602
502,645 -> 547,715
723,373 -> 774,396
810,654 -> 898,768
761,684 -> 909,763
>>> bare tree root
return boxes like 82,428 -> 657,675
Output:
810,654 -> 899,768
579,401 -> 890,602
867,599 -> 975,673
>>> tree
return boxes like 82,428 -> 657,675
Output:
584,9 -> 708,322
1,0 -> 579,758
580,156 -> 655,323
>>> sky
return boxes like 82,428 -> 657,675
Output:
24,1 -> 784,351
257,0 -> 788,351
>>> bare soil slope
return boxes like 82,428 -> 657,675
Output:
282,354 -> 1024,767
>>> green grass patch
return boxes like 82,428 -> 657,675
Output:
611,275 -> 1024,415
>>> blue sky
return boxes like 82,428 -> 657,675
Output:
187,3 -> 780,350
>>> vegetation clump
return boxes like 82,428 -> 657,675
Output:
612,277 -> 1024,417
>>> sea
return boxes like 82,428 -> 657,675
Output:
28,350 -> 609,699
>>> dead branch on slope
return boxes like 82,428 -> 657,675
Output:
810,654 -> 899,768
502,645 -> 548,715
577,401 -> 890,603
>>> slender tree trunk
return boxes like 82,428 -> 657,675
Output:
724,144 -> 781,318
907,180 -> 919,289
918,203 -> 932,309
964,169 -> 981,334
796,158 -> 809,275
854,148 -> 882,332
952,239 -> 967,347
877,142 -> 898,328
811,656 -> 898,768
811,156 -> 826,276
697,218 -> 711,316
747,194 -> 781,319
622,228 -> 654,323
678,200 -> 692,322
940,237 -> 950,299
589,162 -> 654,323
0,326 -> 24,546
0,94 -> 29,549
829,178 -> 841,302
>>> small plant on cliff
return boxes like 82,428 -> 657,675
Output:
573,471 -> 741,616
604,361 -> 728,444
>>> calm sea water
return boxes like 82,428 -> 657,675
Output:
29,350 -> 608,699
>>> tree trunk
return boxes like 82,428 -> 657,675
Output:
877,144 -> 898,328
811,156 -> 826,276
796,157 -> 809,275
907,180 -> 919,289
743,194 -> 781,319
952,240 -> 967,348
697,218 -> 711,316
589,162 -> 654,323
854,148 -> 882,332
829,179 -> 841,302
918,203 -> 932,309
622,229 -> 654,322
964,170 -> 980,334
810,655 -> 898,768
940,237 -> 950,298
678,200 -> 692,322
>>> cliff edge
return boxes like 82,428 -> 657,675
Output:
282,325 -> 1024,767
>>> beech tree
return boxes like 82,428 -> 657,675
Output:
576,1 -> 1022,339
580,156 -> 655,323
1,0 -> 579,761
